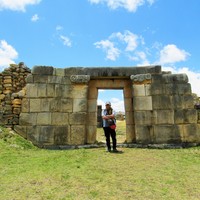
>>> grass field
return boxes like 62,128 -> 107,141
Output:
0,123 -> 200,200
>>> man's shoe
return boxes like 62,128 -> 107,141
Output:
113,149 -> 119,153
106,149 -> 111,152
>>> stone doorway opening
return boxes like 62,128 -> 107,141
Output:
87,78 -> 135,145
96,89 -> 126,144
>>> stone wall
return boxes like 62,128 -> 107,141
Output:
11,65 -> 200,148
0,63 -> 31,128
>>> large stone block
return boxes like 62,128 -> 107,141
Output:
53,68 -> 65,76
51,112 -> 69,125
162,73 -> 188,83
154,110 -> 174,124
135,125 -> 152,144
50,98 -> 61,112
69,112 -> 87,125
124,98 -> 133,112
125,111 -> 134,125
123,86 -> 132,98
34,75 -> 48,83
133,96 -> 152,111
182,124 -> 200,143
126,124 -> 135,143
150,83 -> 165,95
87,112 -> 97,126
153,125 -> 181,144
70,125 -> 86,145
176,83 -> 191,95
62,85 -> 73,98
30,99 -> 41,112
46,84 -> 55,97
183,95 -> 195,109
152,95 -> 173,110
88,99 -> 97,112
55,84 -> 64,97
48,76 -> 63,84
73,98 -> 87,112
40,99 -> 50,112
88,87 -> 98,99
37,113 -> 51,125
54,126 -> 69,145
172,95 -> 184,109
37,84 -> 47,97
61,99 -> 73,112
21,98 -> 30,113
72,85 -> 88,99
19,113 -> 37,125
26,84 -> 38,97
174,109 -> 197,124
134,111 -> 152,125
39,126 -> 54,145
86,125 -> 96,144
133,85 -> 145,96
32,66 -> 54,75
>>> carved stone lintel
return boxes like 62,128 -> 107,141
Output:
70,75 -> 90,83
130,74 -> 152,83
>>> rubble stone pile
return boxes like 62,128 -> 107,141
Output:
0,62 -> 31,128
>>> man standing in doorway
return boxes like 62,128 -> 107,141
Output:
102,101 -> 118,152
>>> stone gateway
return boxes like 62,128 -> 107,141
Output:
1,64 -> 200,148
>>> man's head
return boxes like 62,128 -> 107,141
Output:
105,101 -> 111,109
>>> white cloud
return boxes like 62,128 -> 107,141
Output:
159,44 -> 190,64
89,0 -> 155,12
94,40 -> 120,61
0,0 -> 41,12
31,14 -> 39,22
111,30 -> 139,51
60,35 -> 72,47
0,40 -> 18,71
56,25 -> 63,31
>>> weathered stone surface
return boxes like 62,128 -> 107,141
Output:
134,111 -> 152,125
39,126 -> 54,145
124,98 -> 133,112
153,125 -> 181,144
133,96 -> 152,111
73,98 -> 87,112
32,66 -> 54,75
19,113 -> 37,125
46,84 -> 55,97
61,99 -> 73,112
72,85 -> 88,99
131,74 -> 151,84
26,84 -> 38,97
125,111 -> 134,125
152,95 -> 172,110
154,110 -> 174,124
126,124 -> 135,143
69,112 -> 87,125
53,68 -> 65,76
86,125 -> 96,144
162,73 -> 188,83
37,113 -> 51,125
51,113 -> 69,125
87,112 -> 97,125
37,84 -> 47,97
182,124 -> 200,143
70,125 -> 86,145
88,99 -> 97,112
135,125 -> 152,144
30,99 -> 41,112
133,85 -> 145,96
54,126 -> 69,145
174,109 -> 197,124
34,75 -> 48,83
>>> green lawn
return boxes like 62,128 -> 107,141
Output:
0,125 -> 200,200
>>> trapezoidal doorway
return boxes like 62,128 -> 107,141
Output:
86,78 -> 135,144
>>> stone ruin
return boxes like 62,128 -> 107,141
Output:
0,64 -> 200,148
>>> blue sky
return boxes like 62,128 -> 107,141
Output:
0,0 -> 200,111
